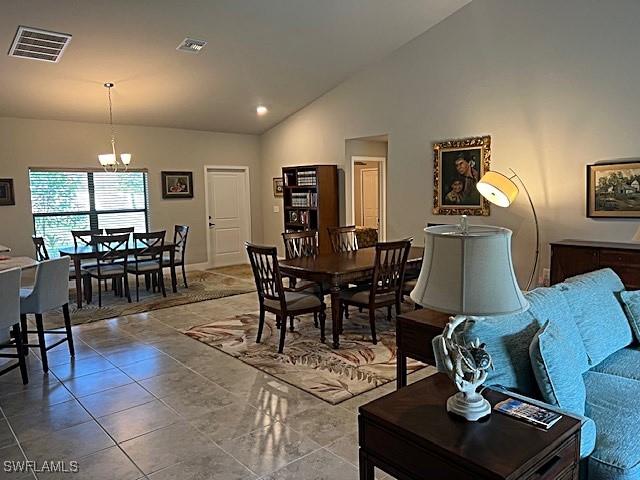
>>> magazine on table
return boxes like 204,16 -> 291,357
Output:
494,398 -> 563,430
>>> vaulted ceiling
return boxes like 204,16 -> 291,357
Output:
0,0 -> 469,134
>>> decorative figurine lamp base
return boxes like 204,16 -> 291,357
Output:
410,218 -> 529,421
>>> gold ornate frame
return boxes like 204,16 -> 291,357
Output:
432,135 -> 491,216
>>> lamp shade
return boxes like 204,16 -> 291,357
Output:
477,171 -> 519,207
410,224 -> 528,316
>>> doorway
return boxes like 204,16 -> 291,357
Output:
350,155 -> 387,241
204,166 -> 251,267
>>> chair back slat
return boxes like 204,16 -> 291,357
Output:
173,225 -> 189,263
371,239 -> 413,296
91,234 -> 129,271
32,236 -> 50,261
328,225 -> 358,253
72,229 -> 103,248
133,231 -> 165,262
246,243 -> 285,303
282,230 -> 319,259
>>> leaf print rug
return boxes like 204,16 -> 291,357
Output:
183,307 -> 430,404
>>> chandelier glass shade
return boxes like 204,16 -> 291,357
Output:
98,82 -> 131,172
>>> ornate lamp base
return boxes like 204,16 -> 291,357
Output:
446,391 -> 491,421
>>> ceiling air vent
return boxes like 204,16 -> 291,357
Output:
177,38 -> 207,53
8,26 -> 72,63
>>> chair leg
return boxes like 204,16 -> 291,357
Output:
369,309 -> 377,345
12,324 -> 28,385
62,303 -> 75,357
135,274 -> 140,302
20,314 -> 28,356
124,275 -> 131,303
34,314 -> 48,373
98,277 -> 102,308
319,306 -> 326,343
344,305 -> 350,319
386,305 -> 392,322
396,297 -> 402,317
278,313 -> 287,353
84,276 -> 92,304
159,269 -> 167,297
181,264 -> 188,288
359,307 -> 363,313
145,273 -> 151,291
256,306 -> 266,343
313,312 -> 318,328
289,315 -> 295,332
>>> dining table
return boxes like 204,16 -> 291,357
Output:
0,256 -> 39,272
0,244 -> 11,253
279,246 -> 424,348
58,242 -> 177,308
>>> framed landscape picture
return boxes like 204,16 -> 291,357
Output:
0,178 -> 15,206
162,171 -> 194,199
273,177 -> 284,197
432,135 -> 491,216
587,162 -> 640,218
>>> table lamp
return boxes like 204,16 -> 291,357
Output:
411,217 -> 529,421
476,169 -> 539,290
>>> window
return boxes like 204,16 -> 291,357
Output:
29,169 -> 149,254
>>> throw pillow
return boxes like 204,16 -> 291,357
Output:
619,290 -> 640,342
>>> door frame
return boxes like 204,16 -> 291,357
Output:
203,165 -> 252,268
350,155 -> 387,241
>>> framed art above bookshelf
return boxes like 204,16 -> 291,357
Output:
282,165 -> 338,254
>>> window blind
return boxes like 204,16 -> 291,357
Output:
29,169 -> 149,254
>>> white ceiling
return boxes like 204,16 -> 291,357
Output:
0,0 -> 469,134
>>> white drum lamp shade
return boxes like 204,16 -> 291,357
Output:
410,224 -> 528,316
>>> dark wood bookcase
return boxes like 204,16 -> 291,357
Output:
282,165 -> 338,254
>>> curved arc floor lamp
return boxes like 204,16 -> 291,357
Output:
477,169 -> 540,291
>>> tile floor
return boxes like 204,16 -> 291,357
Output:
0,268 -> 435,480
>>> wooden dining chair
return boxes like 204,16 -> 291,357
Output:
338,239 -> 412,344
328,225 -> 359,253
71,229 -> 103,248
105,227 -> 135,236
162,225 -> 189,288
0,268 -> 28,384
84,234 -> 131,307
126,231 -> 166,302
246,242 -> 325,353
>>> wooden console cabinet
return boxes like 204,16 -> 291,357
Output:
550,239 -> 640,289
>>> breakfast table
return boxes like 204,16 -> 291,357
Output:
0,256 -> 39,272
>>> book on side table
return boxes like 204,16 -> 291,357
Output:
495,398 -> 563,430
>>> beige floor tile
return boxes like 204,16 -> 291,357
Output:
48,355 -> 116,382
325,431 -> 358,466
0,382 -> 74,418
78,383 -> 155,417
62,368 -> 133,397
0,418 -> 17,449
147,447 -> 255,480
280,405 -> 357,446
119,355 -> 186,381
160,385 -> 238,419
138,370 -> 212,398
262,448 -> 359,480
98,400 -> 179,443
188,402 -> 274,442
37,446 -> 142,480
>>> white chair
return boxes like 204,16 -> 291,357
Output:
0,268 -> 28,384
20,257 -> 75,373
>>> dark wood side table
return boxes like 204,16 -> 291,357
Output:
359,373 -> 581,480
396,308 -> 449,389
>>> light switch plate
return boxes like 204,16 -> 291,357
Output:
273,205 -> 280,213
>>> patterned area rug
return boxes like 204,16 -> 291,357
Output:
183,308 -> 427,404
46,270 -> 255,327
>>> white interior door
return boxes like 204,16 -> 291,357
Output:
361,168 -> 379,228
207,169 -> 250,267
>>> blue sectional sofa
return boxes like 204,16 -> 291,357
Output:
433,268 -> 640,480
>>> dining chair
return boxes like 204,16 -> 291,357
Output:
105,227 -> 135,236
126,231 -> 166,302
71,229 -> 103,248
328,225 -> 359,253
19,257 -> 74,373
32,236 -> 93,303
162,225 -> 189,288
0,268 -> 28,384
338,239 -> 412,344
246,242 -> 326,353
84,234 -> 131,307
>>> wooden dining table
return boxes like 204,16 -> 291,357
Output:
279,246 -> 424,348
0,256 -> 39,272
58,243 -> 177,308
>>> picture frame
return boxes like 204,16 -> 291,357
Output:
587,161 -> 640,218
273,177 -> 284,197
161,171 -> 194,199
432,135 -> 491,216
0,178 -> 15,206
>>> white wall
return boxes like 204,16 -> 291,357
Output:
0,117 -> 262,264
260,0 -> 640,286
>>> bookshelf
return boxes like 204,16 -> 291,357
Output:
282,165 -> 339,254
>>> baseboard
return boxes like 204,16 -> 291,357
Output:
185,261 -> 212,271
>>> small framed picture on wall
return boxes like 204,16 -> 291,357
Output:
587,161 -> 640,218
162,171 -> 194,199
273,177 -> 284,197
0,178 -> 15,206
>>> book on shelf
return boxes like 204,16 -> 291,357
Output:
494,398 -> 562,430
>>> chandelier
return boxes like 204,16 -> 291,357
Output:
97,82 -> 131,172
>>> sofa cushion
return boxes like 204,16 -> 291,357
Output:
584,371 -> 640,479
461,310 -> 540,396
619,290 -> 640,342
591,345 -> 640,382
556,268 -> 633,366
529,321 -> 587,415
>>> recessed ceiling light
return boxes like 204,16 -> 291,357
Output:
177,38 -> 207,53
256,105 -> 268,116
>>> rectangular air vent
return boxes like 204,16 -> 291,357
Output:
177,37 -> 207,53
8,26 -> 72,63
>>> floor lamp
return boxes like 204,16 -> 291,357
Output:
477,169 -> 539,291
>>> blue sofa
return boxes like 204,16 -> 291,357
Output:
433,268 -> 640,480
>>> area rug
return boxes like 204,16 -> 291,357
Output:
183,308 -> 427,404
45,270 -> 255,327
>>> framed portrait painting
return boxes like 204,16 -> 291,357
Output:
273,177 -> 284,197
432,135 -> 491,216
162,171 -> 194,199
0,179 -> 15,206
587,162 -> 640,218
